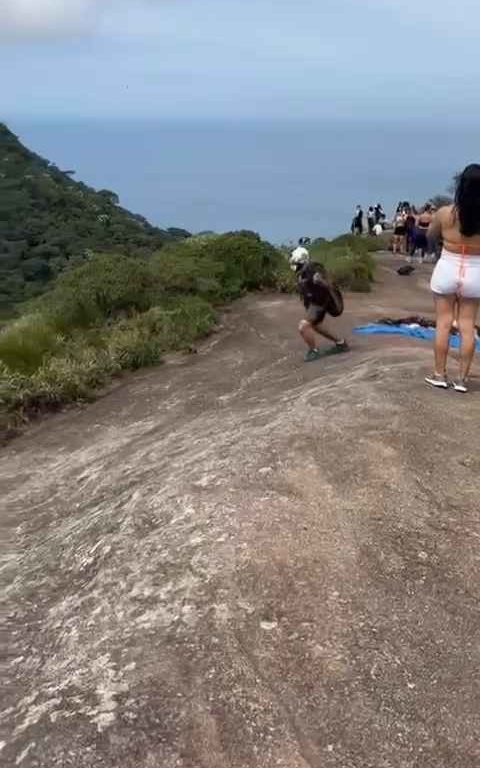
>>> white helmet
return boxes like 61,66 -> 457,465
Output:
289,246 -> 309,271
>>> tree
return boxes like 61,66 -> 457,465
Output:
97,189 -> 120,206
0,123 -> 191,310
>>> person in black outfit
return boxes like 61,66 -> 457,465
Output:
367,206 -> 375,235
374,203 -> 385,224
289,249 -> 348,362
405,208 -> 416,253
351,205 -> 363,235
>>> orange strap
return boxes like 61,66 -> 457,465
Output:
457,244 -> 467,295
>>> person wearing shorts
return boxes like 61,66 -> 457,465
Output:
392,212 -> 407,254
410,204 -> 433,262
426,164 -> 480,392
289,249 -> 348,362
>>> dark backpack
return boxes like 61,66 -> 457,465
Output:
298,262 -> 344,317
326,285 -> 344,317
397,265 -> 415,276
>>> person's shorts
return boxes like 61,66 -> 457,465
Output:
394,226 -> 406,236
431,250 -> 480,299
306,304 -> 327,325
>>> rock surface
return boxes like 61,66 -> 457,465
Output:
2,260 -> 480,767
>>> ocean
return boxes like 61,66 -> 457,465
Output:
11,119 -> 480,244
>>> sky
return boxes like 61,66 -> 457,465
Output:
1,0 -> 480,122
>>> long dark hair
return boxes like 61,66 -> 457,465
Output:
455,164 -> 480,237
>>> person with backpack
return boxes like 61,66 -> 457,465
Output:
351,205 -> 364,235
289,248 -> 348,362
374,203 -> 386,224
367,206 -> 376,235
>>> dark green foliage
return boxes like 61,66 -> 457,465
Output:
0,122 -> 378,437
0,123 -> 189,311
150,232 -> 283,301
206,232 -> 282,296
39,253 -> 160,331
0,232 -> 283,431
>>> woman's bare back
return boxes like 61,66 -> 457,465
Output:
434,204 -> 480,253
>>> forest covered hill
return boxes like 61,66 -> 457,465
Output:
0,123 -> 189,311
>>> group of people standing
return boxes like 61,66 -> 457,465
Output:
351,203 -> 385,236
392,201 -> 436,261
292,164 -> 480,393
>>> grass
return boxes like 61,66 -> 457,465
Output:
0,230 -> 377,438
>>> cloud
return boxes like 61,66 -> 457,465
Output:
0,0 -> 98,39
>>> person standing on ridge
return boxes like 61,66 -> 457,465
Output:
367,206 -> 376,235
374,203 -> 385,224
405,207 -> 417,256
426,164 -> 480,393
289,248 -> 348,362
392,209 -> 407,254
351,205 -> 364,235
410,204 -> 433,262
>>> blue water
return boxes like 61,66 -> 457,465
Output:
11,119 -> 480,243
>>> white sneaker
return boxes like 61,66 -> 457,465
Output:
453,379 -> 468,393
425,373 -> 449,389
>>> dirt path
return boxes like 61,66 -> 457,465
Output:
2,258 -> 480,768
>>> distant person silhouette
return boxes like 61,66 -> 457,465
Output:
351,205 -> 363,235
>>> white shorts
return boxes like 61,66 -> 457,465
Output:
431,249 -> 480,299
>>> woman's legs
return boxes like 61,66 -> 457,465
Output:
457,298 -> 480,380
433,294 -> 456,375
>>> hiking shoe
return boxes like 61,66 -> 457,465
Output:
332,341 -> 349,354
425,373 -> 449,389
453,379 -> 468,393
304,348 -> 321,363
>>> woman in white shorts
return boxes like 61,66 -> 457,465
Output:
427,164 -> 480,392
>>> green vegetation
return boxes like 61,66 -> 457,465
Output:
0,232 -> 286,434
310,234 -> 379,292
0,123 -> 189,312
0,229 -> 377,436
276,234 -> 380,294
0,123 -> 379,439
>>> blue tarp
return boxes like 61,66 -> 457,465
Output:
353,323 -> 480,351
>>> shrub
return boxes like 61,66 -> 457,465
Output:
0,227 -> 375,439
0,295 -> 216,434
39,252 -> 160,331
149,247 -> 225,300
153,232 -> 283,301
308,243 -> 375,292
207,232 -> 283,297
109,296 -> 215,366
0,313 -> 61,373
271,255 -> 297,293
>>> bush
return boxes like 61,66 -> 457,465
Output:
270,255 -> 297,293
151,232 -> 283,301
0,313 -> 61,373
0,227 -> 374,438
308,242 -> 376,291
206,232 -> 283,297
149,246 -> 225,300
0,296 -> 216,433
39,252 -> 160,332
329,233 -> 383,255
